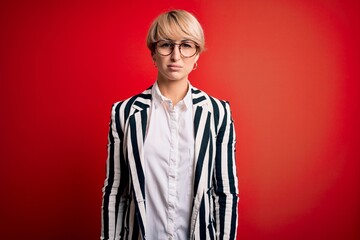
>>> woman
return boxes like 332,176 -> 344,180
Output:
101,10 -> 239,240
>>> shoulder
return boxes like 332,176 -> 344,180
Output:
112,86 -> 152,110
110,86 -> 153,121
191,86 -> 231,113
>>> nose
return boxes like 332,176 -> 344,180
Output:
170,45 -> 181,61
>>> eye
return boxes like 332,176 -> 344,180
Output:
181,42 -> 195,48
158,41 -> 173,48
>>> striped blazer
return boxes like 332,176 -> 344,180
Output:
101,85 -> 239,240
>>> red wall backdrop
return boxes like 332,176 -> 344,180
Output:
1,0 -> 359,239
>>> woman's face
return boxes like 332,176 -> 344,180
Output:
153,39 -> 199,83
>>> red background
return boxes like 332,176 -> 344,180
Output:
1,0 -> 359,239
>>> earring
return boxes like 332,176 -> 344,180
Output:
153,60 -> 157,68
193,62 -> 198,70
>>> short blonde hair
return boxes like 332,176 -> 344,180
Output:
146,10 -> 205,55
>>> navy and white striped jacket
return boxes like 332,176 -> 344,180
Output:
101,85 -> 239,240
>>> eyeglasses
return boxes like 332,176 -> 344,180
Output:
154,40 -> 199,58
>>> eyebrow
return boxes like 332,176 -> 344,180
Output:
162,39 -> 195,43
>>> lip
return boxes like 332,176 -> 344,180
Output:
167,64 -> 182,70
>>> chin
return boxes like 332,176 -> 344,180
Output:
170,77 -> 187,81
166,74 -> 186,81
158,70 -> 188,82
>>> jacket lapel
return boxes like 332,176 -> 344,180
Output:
190,87 -> 213,236
125,88 -> 152,238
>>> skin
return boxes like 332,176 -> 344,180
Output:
152,39 -> 199,105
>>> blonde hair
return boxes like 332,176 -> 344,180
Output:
146,10 -> 205,55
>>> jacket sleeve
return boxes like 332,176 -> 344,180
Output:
101,103 -> 129,240
214,101 -> 239,240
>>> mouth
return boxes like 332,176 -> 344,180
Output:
167,64 -> 182,71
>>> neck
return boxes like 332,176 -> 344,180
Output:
156,78 -> 189,105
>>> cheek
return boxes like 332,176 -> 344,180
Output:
186,61 -> 196,72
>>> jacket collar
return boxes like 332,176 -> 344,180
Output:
131,84 -> 209,112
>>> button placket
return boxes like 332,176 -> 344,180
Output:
167,105 -> 178,237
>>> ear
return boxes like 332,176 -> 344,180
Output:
152,53 -> 157,68
194,54 -> 200,63
151,52 -> 157,62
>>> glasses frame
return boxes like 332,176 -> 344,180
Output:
153,40 -> 200,58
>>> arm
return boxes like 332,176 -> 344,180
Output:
101,103 -> 129,240
214,101 -> 239,240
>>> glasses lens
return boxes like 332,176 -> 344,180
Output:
180,41 -> 197,57
156,41 -> 173,56
156,40 -> 198,57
